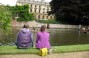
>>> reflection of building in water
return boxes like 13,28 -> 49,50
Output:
16,0 -> 54,20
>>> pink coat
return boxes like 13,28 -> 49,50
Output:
36,31 -> 51,49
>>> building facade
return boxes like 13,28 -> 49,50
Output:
16,0 -> 54,20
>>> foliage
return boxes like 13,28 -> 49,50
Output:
0,5 -> 12,32
8,5 -> 35,21
50,0 -> 89,25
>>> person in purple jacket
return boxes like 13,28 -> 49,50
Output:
36,25 -> 51,49
16,24 -> 33,49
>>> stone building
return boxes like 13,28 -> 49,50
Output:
16,0 -> 54,20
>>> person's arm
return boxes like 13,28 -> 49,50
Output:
36,33 -> 40,43
48,32 -> 51,45
48,33 -> 50,40
15,31 -> 20,45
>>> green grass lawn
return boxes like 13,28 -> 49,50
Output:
0,44 -> 89,55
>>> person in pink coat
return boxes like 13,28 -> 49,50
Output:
36,25 -> 51,49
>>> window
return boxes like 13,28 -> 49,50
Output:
43,15 -> 44,19
39,5 -> 41,9
30,4 -> 32,8
30,9 -> 32,12
43,8 -> 45,13
38,15 -> 40,19
47,6 -> 49,10
39,10 -> 40,13
47,16 -> 48,19
35,5 -> 36,7
34,9 -> 36,13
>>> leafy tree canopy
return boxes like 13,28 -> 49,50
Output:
0,5 -> 12,32
50,0 -> 89,25
8,5 -> 35,21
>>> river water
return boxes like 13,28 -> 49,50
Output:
0,27 -> 89,46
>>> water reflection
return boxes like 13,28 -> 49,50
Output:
49,28 -> 89,46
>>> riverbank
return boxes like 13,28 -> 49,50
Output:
0,44 -> 89,55
12,20 -> 79,28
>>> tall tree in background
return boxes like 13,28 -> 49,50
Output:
8,5 -> 35,21
50,0 -> 89,25
0,5 -> 12,32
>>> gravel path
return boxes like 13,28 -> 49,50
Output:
0,51 -> 89,58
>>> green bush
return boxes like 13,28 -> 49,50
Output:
0,5 -> 12,32
8,5 -> 36,21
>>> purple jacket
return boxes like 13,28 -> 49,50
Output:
16,28 -> 33,48
36,31 -> 51,49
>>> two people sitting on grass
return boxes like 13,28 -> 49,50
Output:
16,24 -> 51,51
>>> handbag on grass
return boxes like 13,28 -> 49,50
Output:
39,48 -> 48,56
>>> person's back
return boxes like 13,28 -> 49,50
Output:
16,24 -> 33,49
36,25 -> 51,49
36,31 -> 50,49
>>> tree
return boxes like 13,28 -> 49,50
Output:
0,5 -> 12,32
9,5 -> 35,21
50,0 -> 89,25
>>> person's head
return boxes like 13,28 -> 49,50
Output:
23,24 -> 29,28
40,25 -> 46,32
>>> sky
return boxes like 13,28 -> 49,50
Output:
0,0 -> 51,6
